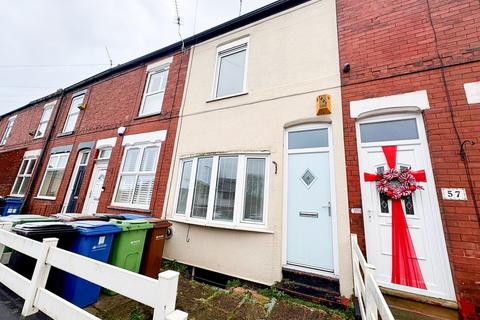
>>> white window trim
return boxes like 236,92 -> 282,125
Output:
1,116 -> 17,146
10,156 -> 37,197
62,93 -> 85,133
211,37 -> 250,100
37,152 -> 70,200
95,137 -> 117,150
138,62 -> 171,117
34,101 -> 56,139
173,153 -> 269,230
111,142 -> 161,210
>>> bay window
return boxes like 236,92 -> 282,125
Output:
174,154 -> 268,227
38,153 -> 70,199
113,144 -> 160,209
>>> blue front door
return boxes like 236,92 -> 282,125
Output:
286,128 -> 334,271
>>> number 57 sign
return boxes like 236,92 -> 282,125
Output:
441,188 -> 467,201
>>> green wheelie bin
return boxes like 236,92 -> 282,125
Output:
103,219 -> 152,295
0,214 -> 58,264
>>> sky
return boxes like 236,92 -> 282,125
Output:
0,0 -> 275,116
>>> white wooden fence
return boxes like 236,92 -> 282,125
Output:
0,222 -> 187,320
351,234 -> 394,320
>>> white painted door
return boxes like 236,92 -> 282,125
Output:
82,161 -> 108,214
357,115 -> 455,300
286,127 -> 334,272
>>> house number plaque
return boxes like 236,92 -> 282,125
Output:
441,188 -> 467,201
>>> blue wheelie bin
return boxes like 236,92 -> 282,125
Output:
2,197 -> 23,216
63,220 -> 121,307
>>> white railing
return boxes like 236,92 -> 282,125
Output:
0,222 -> 188,320
351,234 -> 394,320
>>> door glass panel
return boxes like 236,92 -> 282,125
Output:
288,129 -> 329,149
377,166 -> 390,214
360,119 -> 418,143
191,158 -> 213,219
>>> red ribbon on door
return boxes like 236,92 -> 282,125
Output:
364,146 -> 427,289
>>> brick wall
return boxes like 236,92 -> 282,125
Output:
27,50 -> 190,218
337,0 -> 480,317
0,148 -> 27,197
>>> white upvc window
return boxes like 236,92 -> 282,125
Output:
35,102 -> 55,138
213,37 -> 249,99
1,116 -> 16,145
174,154 -> 268,228
63,93 -> 85,133
112,143 -> 161,209
10,157 -> 37,196
98,147 -> 112,160
139,65 -> 170,117
38,153 -> 70,199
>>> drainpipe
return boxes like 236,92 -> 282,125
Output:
21,89 -> 66,214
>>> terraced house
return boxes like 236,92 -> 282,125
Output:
0,0 -> 479,319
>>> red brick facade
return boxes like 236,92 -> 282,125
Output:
337,0 -> 480,317
26,50 -> 189,218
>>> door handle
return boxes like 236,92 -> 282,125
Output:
367,209 -> 372,222
322,202 -> 331,217
299,211 -> 319,218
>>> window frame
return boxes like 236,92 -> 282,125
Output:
1,116 -> 17,146
212,37 -> 249,100
173,153 -> 269,230
10,157 -> 37,197
37,152 -> 70,200
34,102 -> 56,139
62,93 -> 85,133
111,142 -> 161,210
138,64 -> 170,117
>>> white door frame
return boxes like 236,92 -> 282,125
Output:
61,149 -> 90,213
82,159 -> 109,215
282,123 -> 340,277
355,112 -> 456,300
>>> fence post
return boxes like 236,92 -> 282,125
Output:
21,237 -> 58,316
152,270 -> 184,320
364,267 -> 378,320
0,222 -> 13,264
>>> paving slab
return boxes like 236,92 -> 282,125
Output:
0,283 -> 50,320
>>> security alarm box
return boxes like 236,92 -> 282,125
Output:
316,94 -> 331,115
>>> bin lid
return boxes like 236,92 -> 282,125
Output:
93,213 -> 127,220
68,220 -> 122,235
5,197 -> 24,203
120,214 -> 151,220
13,222 -> 78,236
54,213 -> 107,222
110,219 -> 153,231
0,214 -> 58,223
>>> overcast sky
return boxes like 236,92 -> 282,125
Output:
0,0 -> 275,115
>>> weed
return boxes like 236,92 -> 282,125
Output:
128,306 -> 147,320
226,279 -> 242,289
162,259 -> 189,274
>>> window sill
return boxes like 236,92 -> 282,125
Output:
133,112 -> 162,121
34,196 -> 56,201
57,131 -> 74,137
206,92 -> 248,103
33,136 -> 44,140
107,205 -> 152,214
9,194 -> 25,198
169,217 -> 273,234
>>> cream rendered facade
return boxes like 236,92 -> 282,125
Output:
163,0 -> 353,296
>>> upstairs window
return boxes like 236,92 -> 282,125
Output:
113,144 -> 160,209
11,157 -> 37,196
175,154 -> 268,228
1,116 -> 16,145
35,102 -> 55,138
214,38 -> 249,99
63,93 -> 85,133
38,153 -> 70,199
139,66 -> 169,117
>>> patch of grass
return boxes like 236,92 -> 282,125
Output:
162,259 -> 189,274
226,279 -> 242,289
128,306 -> 147,320
258,285 -> 355,319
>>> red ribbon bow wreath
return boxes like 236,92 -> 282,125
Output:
364,146 -> 427,290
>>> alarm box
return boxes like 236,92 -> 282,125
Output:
316,94 -> 331,115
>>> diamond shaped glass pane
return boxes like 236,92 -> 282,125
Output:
301,169 -> 316,187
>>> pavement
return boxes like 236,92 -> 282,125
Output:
0,283 -> 50,320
